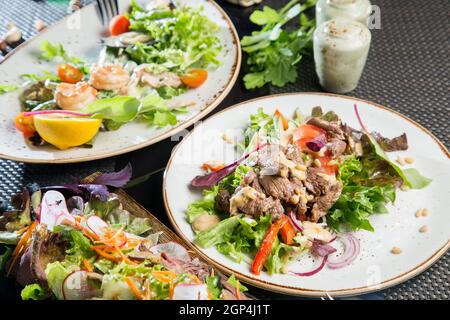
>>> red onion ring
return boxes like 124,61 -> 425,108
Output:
327,233 -> 360,269
290,256 -> 328,277
288,211 -> 304,232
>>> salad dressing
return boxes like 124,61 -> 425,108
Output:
313,19 -> 371,93
316,0 -> 372,26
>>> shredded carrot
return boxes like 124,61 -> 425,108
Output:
114,246 -> 137,265
7,221 -> 38,275
83,259 -> 93,272
202,163 -> 225,172
92,247 -> 121,262
125,277 -> 145,300
190,274 -> 202,284
15,226 -> 29,236
235,279 -> 241,300
274,109 -> 289,130
143,279 -> 152,300
73,216 -> 82,222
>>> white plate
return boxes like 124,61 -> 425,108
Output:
163,93 -> 450,297
0,0 -> 240,163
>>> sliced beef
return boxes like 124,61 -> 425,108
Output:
259,176 -> 295,202
284,144 -> 304,165
327,139 -> 347,158
240,169 -> 264,193
304,168 -> 330,196
307,117 -> 345,140
240,196 -> 284,219
215,189 -> 231,213
311,181 -> 343,222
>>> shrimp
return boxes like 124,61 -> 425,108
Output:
89,64 -> 130,91
55,82 -> 97,111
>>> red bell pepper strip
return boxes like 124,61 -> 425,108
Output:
280,219 -> 296,245
251,215 -> 288,275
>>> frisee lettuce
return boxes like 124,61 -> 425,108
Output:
21,284 -> 49,300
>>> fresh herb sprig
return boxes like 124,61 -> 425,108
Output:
241,0 -> 317,89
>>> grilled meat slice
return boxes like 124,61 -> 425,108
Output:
284,144 -> 304,165
307,117 -> 345,140
259,176 -> 295,203
311,181 -> 343,222
229,186 -> 284,219
215,188 -> 231,214
304,168 -> 331,196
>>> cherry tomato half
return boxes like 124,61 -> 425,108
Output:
57,64 -> 83,84
15,113 -> 36,138
180,69 -> 208,88
317,154 -> 338,175
109,15 -> 130,36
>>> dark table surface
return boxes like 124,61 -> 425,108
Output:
0,0 -> 449,300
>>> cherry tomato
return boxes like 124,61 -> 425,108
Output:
180,69 -> 208,88
109,15 -> 130,36
15,113 -> 36,138
57,64 -> 83,84
293,124 -> 327,150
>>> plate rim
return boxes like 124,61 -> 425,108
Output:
0,1 -> 242,164
162,92 -> 450,297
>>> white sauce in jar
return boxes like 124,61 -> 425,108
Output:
313,19 -> 371,94
316,0 -> 372,26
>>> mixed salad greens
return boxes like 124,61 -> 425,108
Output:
0,165 -> 249,300
5,0 -> 222,149
187,105 -> 431,276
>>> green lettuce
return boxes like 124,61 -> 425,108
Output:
205,275 -> 221,300
0,83 -> 19,95
186,185 -> 219,223
21,284 -> 49,300
127,1 -> 221,71
226,274 -> 248,292
64,230 -> 95,266
328,155 -> 397,232
45,262 -> 78,299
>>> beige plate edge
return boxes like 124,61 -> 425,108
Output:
162,92 -> 450,298
0,1 -> 242,164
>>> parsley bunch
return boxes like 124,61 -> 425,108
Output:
241,0 -> 317,89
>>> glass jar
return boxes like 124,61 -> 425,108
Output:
313,18 -> 371,93
316,0 -> 372,26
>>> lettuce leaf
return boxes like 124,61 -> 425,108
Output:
186,185 -> 219,223
327,155 -> 397,232
226,274 -> 248,292
45,262 -> 78,299
21,284 -> 49,300
205,275 -> 221,300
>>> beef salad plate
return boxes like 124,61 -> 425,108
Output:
0,167 -> 251,300
163,93 -> 450,297
0,0 -> 240,163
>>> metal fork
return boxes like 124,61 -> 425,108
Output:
96,0 -> 119,26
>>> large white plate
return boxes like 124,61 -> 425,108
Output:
0,0 -> 240,163
163,93 -> 450,297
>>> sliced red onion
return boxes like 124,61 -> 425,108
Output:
288,211 -> 304,232
150,241 -> 191,262
327,233 -> 360,269
306,134 -> 327,152
191,144 -> 268,188
23,110 -> 92,117
62,270 -> 103,300
312,239 -> 337,257
291,256 -> 328,277
353,104 -> 368,132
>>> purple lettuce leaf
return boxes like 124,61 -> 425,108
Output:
93,163 -> 132,187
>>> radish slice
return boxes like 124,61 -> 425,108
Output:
62,270 -> 102,300
39,190 -> 74,231
172,284 -> 208,300
86,216 -> 109,237
150,242 -> 190,262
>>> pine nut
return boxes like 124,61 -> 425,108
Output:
396,156 -> 405,166
404,156 -> 414,164
415,209 -> 424,217
422,208 -> 430,217
313,159 -> 322,168
419,225 -> 429,233
391,247 -> 402,254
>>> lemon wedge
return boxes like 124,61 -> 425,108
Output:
33,114 -> 102,150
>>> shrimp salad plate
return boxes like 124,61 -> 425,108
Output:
163,93 -> 450,297
0,0 -> 240,163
